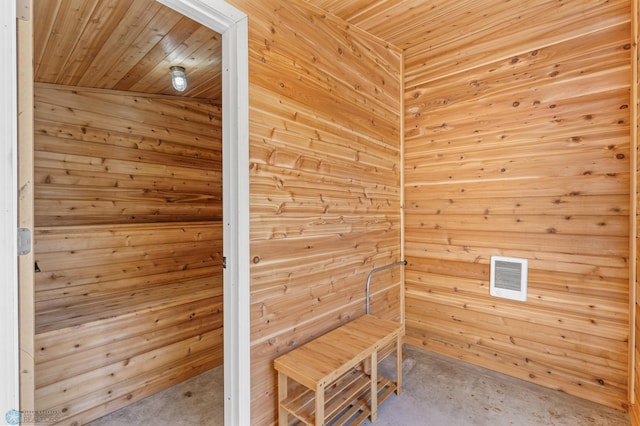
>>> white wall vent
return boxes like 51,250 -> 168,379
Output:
490,256 -> 528,302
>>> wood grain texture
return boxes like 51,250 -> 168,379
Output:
33,0 -> 222,99
27,0 -> 640,422
34,83 -> 222,226
633,0 -> 640,419
32,83 -> 223,424
402,0 -> 632,411
228,0 -> 402,423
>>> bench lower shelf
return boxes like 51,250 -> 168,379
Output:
280,369 -> 397,426
275,315 -> 403,426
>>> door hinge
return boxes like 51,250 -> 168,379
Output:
17,227 -> 31,256
222,256 -> 227,269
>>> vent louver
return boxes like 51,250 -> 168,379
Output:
490,256 -> 527,301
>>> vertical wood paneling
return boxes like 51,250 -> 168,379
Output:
32,84 -> 223,424
228,0 -> 402,423
404,0 -> 632,411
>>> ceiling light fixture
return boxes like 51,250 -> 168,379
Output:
170,66 -> 187,92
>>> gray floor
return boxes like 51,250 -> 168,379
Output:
87,364 -> 224,426
369,346 -> 629,426
88,345 -> 630,426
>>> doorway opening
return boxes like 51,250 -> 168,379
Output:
19,1 -> 249,425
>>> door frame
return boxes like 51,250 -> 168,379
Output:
155,2 -> 251,424
0,0 -> 20,420
4,0 -> 251,425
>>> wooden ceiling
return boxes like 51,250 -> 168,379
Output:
33,0 -> 514,99
33,0 -> 222,99
305,0 -> 434,48
304,0 -> 481,53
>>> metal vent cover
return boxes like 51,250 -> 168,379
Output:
490,256 -> 528,301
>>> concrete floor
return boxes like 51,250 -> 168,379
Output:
88,345 -> 630,426
369,346 -> 629,426
87,364 -> 224,426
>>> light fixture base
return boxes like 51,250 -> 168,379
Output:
170,66 -> 187,92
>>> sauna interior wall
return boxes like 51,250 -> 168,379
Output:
403,0 -> 632,410
634,0 -> 640,422
32,83 -> 223,424
227,0 -> 402,423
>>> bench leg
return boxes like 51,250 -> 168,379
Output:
370,350 -> 378,422
396,336 -> 402,395
278,372 -> 288,425
315,384 -> 324,426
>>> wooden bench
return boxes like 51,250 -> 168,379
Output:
274,314 -> 404,425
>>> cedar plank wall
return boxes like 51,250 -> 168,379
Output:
404,0 -> 632,411
634,0 -> 640,422
226,0 -> 402,423
32,84 -> 223,425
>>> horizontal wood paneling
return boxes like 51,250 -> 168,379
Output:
33,223 -> 224,424
34,83 -> 222,226
403,0 -> 631,411
41,333 -> 222,426
33,84 -> 223,424
34,223 -> 222,330
403,1 -> 630,85
228,0 -> 402,423
28,0 -> 639,422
